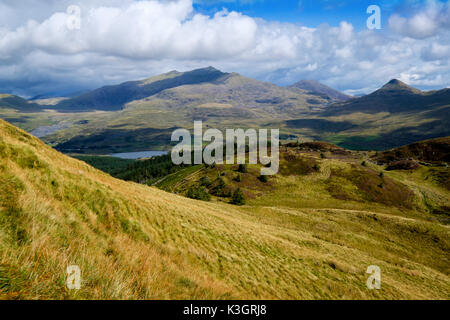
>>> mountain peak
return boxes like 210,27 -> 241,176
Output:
387,79 -> 403,85
380,79 -> 421,93
290,79 -> 351,101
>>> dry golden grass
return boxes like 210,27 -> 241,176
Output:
0,119 -> 449,300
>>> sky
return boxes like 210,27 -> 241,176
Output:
0,0 -> 449,97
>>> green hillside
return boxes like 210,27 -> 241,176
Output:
0,94 -> 42,112
1,120 -> 449,299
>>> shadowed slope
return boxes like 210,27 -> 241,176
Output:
54,67 -> 228,111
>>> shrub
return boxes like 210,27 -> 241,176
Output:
320,153 -> 326,159
200,176 -> 211,187
234,174 -> 242,182
361,161 -> 367,167
187,186 -> 211,201
230,188 -> 246,205
212,177 -> 230,197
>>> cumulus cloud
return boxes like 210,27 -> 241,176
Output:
0,0 -> 449,97
388,1 -> 450,39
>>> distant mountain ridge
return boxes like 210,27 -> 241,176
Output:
289,79 -> 351,101
0,94 -> 42,112
325,79 -> 450,115
55,67 -> 229,111
1,72 -> 449,152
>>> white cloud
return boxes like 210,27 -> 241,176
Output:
388,1 -> 450,39
0,0 -> 449,97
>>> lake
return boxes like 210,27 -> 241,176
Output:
110,150 -> 168,160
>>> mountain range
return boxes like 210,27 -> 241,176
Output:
0,67 -> 449,152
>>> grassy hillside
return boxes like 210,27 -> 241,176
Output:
0,94 -> 42,112
1,120 -> 448,299
373,137 -> 450,164
155,141 -> 449,219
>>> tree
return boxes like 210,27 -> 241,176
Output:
231,188 -> 246,205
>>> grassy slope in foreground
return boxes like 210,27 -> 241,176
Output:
0,119 -> 449,299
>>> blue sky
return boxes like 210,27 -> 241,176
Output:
194,0 -> 438,29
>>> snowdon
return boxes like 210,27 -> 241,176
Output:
171,121 -> 279,175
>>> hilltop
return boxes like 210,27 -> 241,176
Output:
289,80 -> 351,101
0,94 -> 42,112
373,137 -> 450,164
1,119 -> 449,299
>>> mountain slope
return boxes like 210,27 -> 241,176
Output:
275,79 -> 450,150
54,67 -> 228,111
1,75 -> 449,154
1,119 -> 449,299
373,136 -> 450,164
0,94 -> 42,112
42,69 -> 330,153
325,79 -> 450,115
53,67 -> 328,114
289,80 -> 351,101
